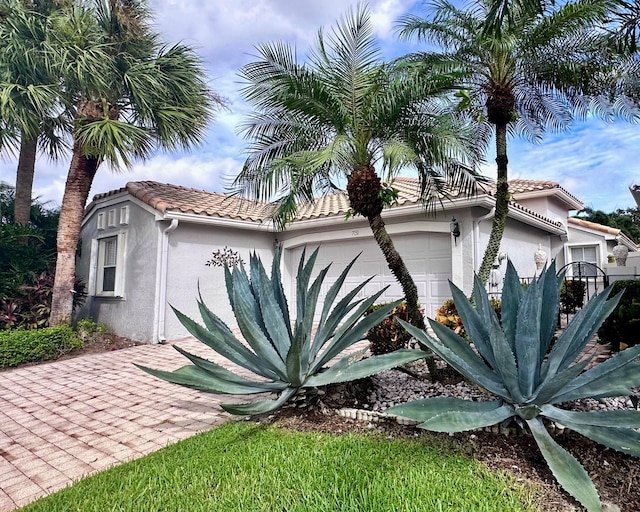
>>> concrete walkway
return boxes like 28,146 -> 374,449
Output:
0,338 -> 255,511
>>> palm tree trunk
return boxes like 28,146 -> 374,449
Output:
14,136 -> 37,225
367,212 -> 441,378
49,144 -> 99,326
478,121 -> 509,284
368,213 -> 425,330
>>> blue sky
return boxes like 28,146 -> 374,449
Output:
1,0 -> 638,213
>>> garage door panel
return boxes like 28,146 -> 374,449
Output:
382,281 -> 403,299
364,282 -> 382,297
428,256 -> 451,274
288,233 -> 451,321
362,260 -> 383,277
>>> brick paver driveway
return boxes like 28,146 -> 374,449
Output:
0,338 -> 253,511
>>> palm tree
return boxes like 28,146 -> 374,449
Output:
0,0 -> 70,225
398,0 -> 611,283
233,5 -> 486,333
47,0 -> 219,325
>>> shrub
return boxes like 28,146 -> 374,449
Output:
0,326 -> 83,368
75,318 -> 109,343
559,279 -> 587,314
435,299 -> 465,337
388,261 -> 640,512
0,272 -> 86,330
0,186 -> 59,300
365,301 -> 413,355
138,246 -> 423,415
598,280 -> 640,351
435,297 -> 501,339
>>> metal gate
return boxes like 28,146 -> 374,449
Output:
556,261 -> 608,322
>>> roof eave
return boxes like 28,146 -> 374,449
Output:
511,188 -> 584,211
162,210 -> 274,231
290,194 -> 565,235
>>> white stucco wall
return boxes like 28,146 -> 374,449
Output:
474,214 -> 558,295
516,196 -> 572,225
161,223 -> 275,341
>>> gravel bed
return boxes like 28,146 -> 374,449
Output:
366,359 -> 639,414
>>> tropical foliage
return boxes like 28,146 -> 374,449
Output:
388,262 -> 640,512
233,4 -> 487,335
435,296 -> 502,340
138,246 -> 423,415
0,0 -> 70,225
365,301 -> 414,355
397,0 -> 612,283
0,184 -> 58,304
598,279 -> 640,351
44,0 -> 218,325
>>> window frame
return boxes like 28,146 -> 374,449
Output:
94,232 -> 126,297
567,244 -> 600,278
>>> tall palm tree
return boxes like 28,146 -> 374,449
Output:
233,5 -> 486,333
0,0 -> 69,225
398,0 -> 611,283
48,0 -> 219,325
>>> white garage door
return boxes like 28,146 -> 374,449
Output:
286,232 -> 452,321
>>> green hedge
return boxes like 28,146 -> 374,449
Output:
598,280 -> 640,350
0,326 -> 83,368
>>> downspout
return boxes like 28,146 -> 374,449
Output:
474,208 -> 495,272
157,219 -> 179,343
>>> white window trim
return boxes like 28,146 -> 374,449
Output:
564,242 -> 603,278
107,209 -> 117,228
94,232 -> 127,297
120,205 -> 129,225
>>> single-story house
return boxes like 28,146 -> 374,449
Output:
76,178 -> 637,343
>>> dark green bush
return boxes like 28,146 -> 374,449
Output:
598,280 -> 640,350
559,279 -> 587,314
365,301 -> 414,355
0,184 -> 59,301
0,326 -> 83,368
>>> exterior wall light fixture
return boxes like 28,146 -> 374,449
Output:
450,218 -> 460,245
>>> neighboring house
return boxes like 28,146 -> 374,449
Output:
76,178 -> 636,343
567,217 -> 637,272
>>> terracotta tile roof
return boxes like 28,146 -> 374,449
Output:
293,177 -> 563,229
93,181 -> 273,222
568,217 -> 621,236
501,179 -> 582,205
294,177 -> 471,220
91,178 -> 570,229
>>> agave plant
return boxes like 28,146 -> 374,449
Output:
138,246 -> 423,416
387,262 -> 640,512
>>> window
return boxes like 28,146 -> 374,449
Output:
570,246 -> 598,277
96,234 -> 125,296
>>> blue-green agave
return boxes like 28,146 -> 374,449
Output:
138,246 -> 423,416
387,262 -> 640,512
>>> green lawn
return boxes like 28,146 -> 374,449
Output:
21,422 -> 540,512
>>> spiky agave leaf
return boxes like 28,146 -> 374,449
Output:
527,417 -> 602,512
386,262 -> 640,512
139,245 -> 424,415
